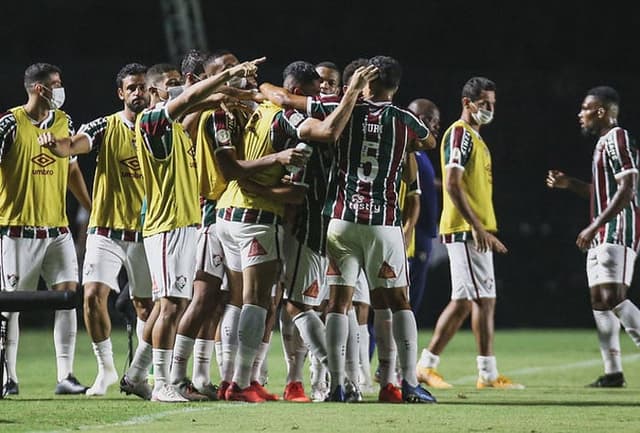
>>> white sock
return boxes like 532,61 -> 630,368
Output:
232,304 -> 266,389
593,310 -> 622,374
373,308 -> 396,386
259,333 -> 270,385
136,318 -> 146,344
193,339 -> 215,389
214,340 -> 223,379
358,324 -> 372,387
392,310 -> 419,387
293,310 -> 327,365
280,308 -> 297,383
418,349 -> 440,369
127,340 -> 152,383
345,308 -> 360,384
325,312 -> 348,391
86,338 -> 118,396
54,309 -> 77,381
4,312 -> 19,382
251,342 -> 270,383
282,310 -> 308,383
613,300 -> 640,347
152,348 -> 172,391
477,355 -> 498,382
170,334 -> 195,384
221,304 -> 241,383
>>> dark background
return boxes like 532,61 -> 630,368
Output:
3,0 -> 640,328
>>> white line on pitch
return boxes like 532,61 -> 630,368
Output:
450,353 -> 640,385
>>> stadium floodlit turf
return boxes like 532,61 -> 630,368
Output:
2,328 -> 640,433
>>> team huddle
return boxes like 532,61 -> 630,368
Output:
1,48 -> 639,403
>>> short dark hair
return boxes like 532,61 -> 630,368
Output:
181,49 -> 208,76
24,63 -> 62,90
316,61 -> 339,71
368,56 -> 402,90
146,63 -> 179,87
462,77 -> 496,100
116,63 -> 148,89
282,61 -> 320,85
342,58 -> 368,86
587,86 -> 620,108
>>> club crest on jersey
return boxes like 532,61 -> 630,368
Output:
248,238 -> 267,257
175,276 -> 187,291
216,128 -> 231,145
6,274 -> 19,288
288,112 -> 305,127
349,194 -> 381,214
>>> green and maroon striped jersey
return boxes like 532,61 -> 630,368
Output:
591,126 -> 640,250
276,97 -> 336,255
321,99 -> 429,226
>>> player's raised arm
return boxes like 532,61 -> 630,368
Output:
167,57 -> 266,120
297,65 -> 378,143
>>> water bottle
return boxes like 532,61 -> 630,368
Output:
286,142 -> 313,175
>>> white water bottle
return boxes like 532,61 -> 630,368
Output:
286,142 -> 313,174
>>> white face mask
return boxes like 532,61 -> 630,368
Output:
226,76 -> 248,89
471,105 -> 493,125
42,85 -> 66,109
166,85 -> 184,100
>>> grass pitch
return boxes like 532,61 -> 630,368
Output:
2,327 -> 640,433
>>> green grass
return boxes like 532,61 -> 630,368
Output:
3,328 -> 640,433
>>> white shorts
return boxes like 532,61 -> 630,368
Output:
216,219 -> 282,272
587,243 -> 636,287
82,233 -> 152,298
353,271 -> 371,304
144,227 -> 197,301
446,241 -> 496,300
282,233 -> 328,307
195,224 -> 225,280
1,232 -> 78,291
325,219 -> 408,289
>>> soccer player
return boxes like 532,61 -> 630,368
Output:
406,98 -> 441,315
170,50 -> 298,400
38,63 -> 154,396
316,61 -> 341,97
0,63 -> 89,395
126,57 -> 262,402
216,61 -> 374,403
416,77 -> 523,390
547,86 -> 640,388
318,55 -> 437,403
267,61 -> 335,403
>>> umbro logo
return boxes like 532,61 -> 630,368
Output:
31,152 -> 56,168
120,156 -> 140,171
